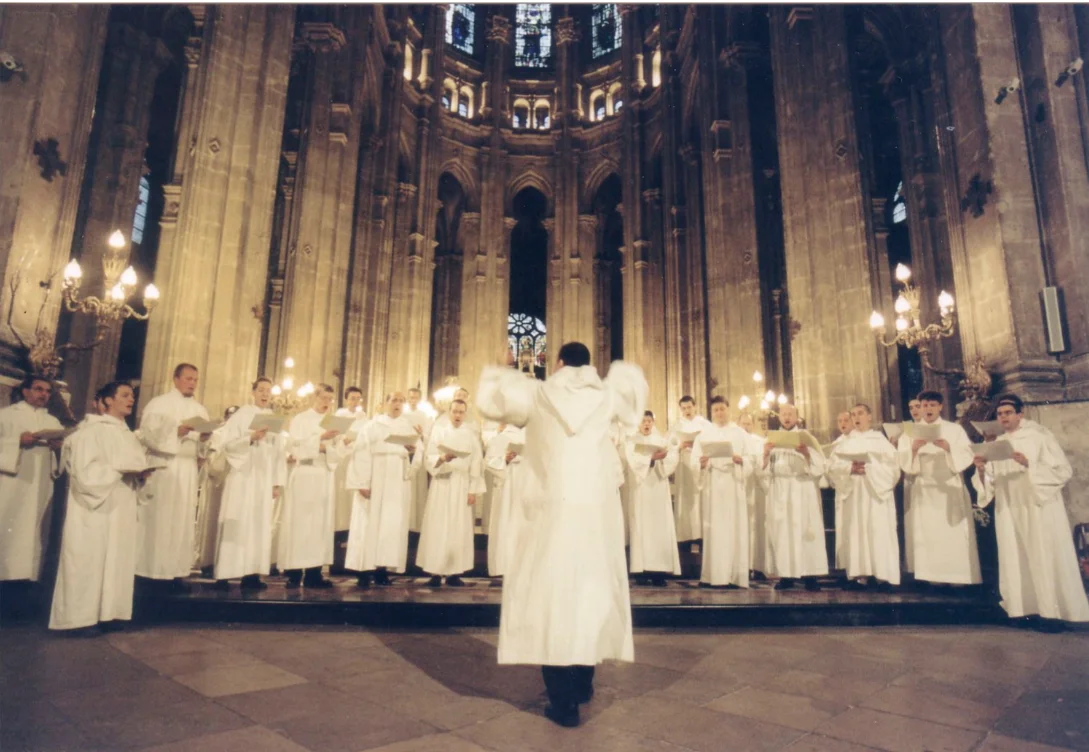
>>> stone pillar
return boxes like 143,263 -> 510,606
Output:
446,209 -> 480,389
65,23 -> 173,415
0,5 -> 108,397
342,133 -> 382,390
381,181 -> 419,392
935,5 -> 1062,400
277,20 -> 361,391
140,6 -> 294,415
543,216 -> 562,352
770,5 -> 883,436
573,213 -> 599,349
262,150 -> 298,377
680,143 -> 708,407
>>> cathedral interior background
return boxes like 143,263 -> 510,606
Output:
3,3 -> 1089,525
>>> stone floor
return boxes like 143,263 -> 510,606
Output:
2,622 -> 1087,752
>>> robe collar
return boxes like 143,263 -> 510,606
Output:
541,365 -> 606,436
87,414 -> 129,428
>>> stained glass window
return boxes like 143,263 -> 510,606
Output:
592,4 -> 621,59
892,181 -> 907,224
131,176 -> 149,245
536,106 -> 550,129
594,98 -> 606,121
513,105 -> 529,128
515,4 -> 552,68
508,313 -> 547,365
445,4 -> 476,55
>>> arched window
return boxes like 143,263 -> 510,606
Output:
535,101 -> 550,129
613,98 -> 623,114
651,48 -> 662,88
892,181 -> 907,224
508,313 -> 547,365
445,4 -> 476,55
443,79 -> 457,112
131,175 -> 150,245
458,86 -> 474,118
513,98 -> 530,128
515,4 -> 552,68
404,43 -> 414,81
591,4 -> 621,59
590,90 -> 606,122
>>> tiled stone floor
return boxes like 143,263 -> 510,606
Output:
2,622 -> 1087,752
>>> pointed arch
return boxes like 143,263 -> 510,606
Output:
437,158 -> 479,211
582,158 -> 621,213
506,169 -> 554,216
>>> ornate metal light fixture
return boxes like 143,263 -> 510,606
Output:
738,370 -> 789,434
269,356 -> 314,415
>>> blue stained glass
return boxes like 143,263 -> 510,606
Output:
445,4 -> 476,55
592,4 -> 621,59
131,176 -> 149,245
515,4 -> 552,68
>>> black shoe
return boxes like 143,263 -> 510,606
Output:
650,576 -> 667,587
698,581 -> 713,588
804,578 -> 821,592
99,620 -> 126,633
872,580 -> 894,593
774,578 -> 795,591
544,703 -> 580,728
285,579 -> 301,590
240,576 -> 267,591
356,573 -> 372,589
1035,618 -> 1068,634
374,570 -> 392,586
724,583 -> 741,590
211,579 -> 230,592
750,570 -> 768,582
446,576 -> 465,587
842,579 -> 867,591
304,577 -> 334,589
270,566 -> 281,577
427,575 -> 442,588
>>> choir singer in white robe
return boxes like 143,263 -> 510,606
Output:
418,399 -> 486,586
692,396 -> 753,588
972,393 -> 1089,626
760,404 -> 828,591
212,379 -> 286,589
135,363 -> 211,590
739,412 -> 770,579
344,391 -> 422,587
279,383 -> 340,589
478,341 -> 647,729
828,403 -> 901,590
333,386 -> 365,535
404,387 -> 433,533
827,411 -> 853,571
485,422 -> 526,577
50,382 -> 152,633
0,376 -> 64,582
897,390 -> 980,587
670,396 -> 711,545
624,411 -> 681,585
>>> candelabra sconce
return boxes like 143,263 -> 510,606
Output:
738,370 -> 789,435
869,263 -> 991,403
269,356 -> 315,415
432,376 -> 462,415
27,231 -> 159,378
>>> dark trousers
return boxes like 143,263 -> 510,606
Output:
284,567 -> 323,584
541,665 -> 594,708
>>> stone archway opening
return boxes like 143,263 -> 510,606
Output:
593,173 -> 624,365
508,186 -> 548,372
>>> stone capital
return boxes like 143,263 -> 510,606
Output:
555,17 -> 579,47
786,6 -> 814,29
503,216 -> 518,231
397,182 -> 418,200
487,15 -> 512,46
719,41 -> 762,69
302,22 -> 347,54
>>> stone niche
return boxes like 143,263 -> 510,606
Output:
1026,401 -> 1089,528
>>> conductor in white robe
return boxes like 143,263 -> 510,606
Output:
692,396 -> 754,588
828,404 -> 902,590
897,390 -> 981,587
485,423 -> 526,577
972,393 -> 1089,626
760,404 -> 828,591
135,363 -> 211,590
279,383 -> 340,588
624,412 -> 681,585
344,391 -> 423,587
478,341 -> 647,728
669,396 -> 712,545
417,400 -> 486,586
0,376 -> 64,583
50,382 -> 151,633
212,379 -> 286,589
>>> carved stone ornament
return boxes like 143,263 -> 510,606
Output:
488,15 -> 512,45
788,317 -> 802,341
555,17 -> 579,47
833,140 -> 849,161
960,174 -> 993,218
32,138 -> 68,181
208,137 -> 221,154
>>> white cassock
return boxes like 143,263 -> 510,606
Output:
669,416 -> 712,542
485,425 -> 527,576
612,422 -> 633,545
479,419 -> 502,529
344,414 -> 422,572
50,415 -> 148,630
478,361 -> 647,667
136,389 -> 209,579
828,430 -> 902,585
333,407 -> 365,532
213,406 -> 287,580
416,424 -> 487,576
624,433 -> 681,575
760,429 -> 828,578
825,432 -> 851,569
973,426 -> 1089,621
194,430 -> 230,570
741,430 -> 770,573
277,409 -> 340,570
898,419 -> 980,584
0,401 -> 62,581
692,423 -> 754,587
404,408 -> 434,532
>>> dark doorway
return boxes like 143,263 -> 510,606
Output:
593,173 -> 624,364
508,187 -> 549,370
429,173 -> 466,388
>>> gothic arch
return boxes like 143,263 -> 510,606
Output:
506,169 -> 554,217
437,159 -> 479,211
582,158 -> 621,213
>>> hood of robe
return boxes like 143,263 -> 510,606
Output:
541,365 -> 607,437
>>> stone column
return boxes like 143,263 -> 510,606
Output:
573,213 -> 598,348
0,5 -> 108,397
769,5 -> 883,436
543,216 -> 563,352
381,181 -> 419,392
342,133 -> 382,389
65,23 -> 173,415
680,143 -> 708,406
449,210 -> 481,388
140,6 -> 294,415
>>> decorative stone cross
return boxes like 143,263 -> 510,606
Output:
33,138 -> 68,182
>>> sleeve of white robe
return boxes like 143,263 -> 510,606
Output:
655,441 -> 679,479
945,423 -> 975,474
971,461 -> 996,508
864,447 -> 901,499
803,445 -> 826,478
690,437 -> 707,490
1028,432 -> 1073,504
469,442 -> 487,495
213,411 -> 253,471
66,432 -> 124,511
427,432 -> 455,478
139,407 -> 185,455
484,434 -> 510,481
0,413 -> 22,476
604,361 -> 649,431
624,441 -> 653,484
897,434 -> 919,475
406,439 -> 423,479
827,451 -> 853,491
477,367 -> 537,427
288,417 -> 322,462
344,430 -> 373,491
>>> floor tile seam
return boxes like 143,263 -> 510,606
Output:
819,704 -> 997,738
686,701 -> 836,737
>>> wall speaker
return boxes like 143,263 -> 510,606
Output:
1041,286 -> 1068,354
